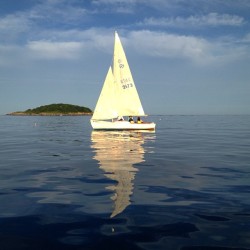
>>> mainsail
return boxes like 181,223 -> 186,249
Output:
112,32 -> 145,117
91,32 -> 145,121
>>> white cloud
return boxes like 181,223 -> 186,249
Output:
91,0 -> 172,13
34,28 -> 114,52
92,0 -> 136,13
127,30 -> 212,63
92,0 -> 173,7
0,0 -> 88,34
25,28 -> 115,60
1,28 -> 248,65
27,41 -> 83,59
91,0 -> 250,15
0,14 -> 31,43
30,1 -> 87,24
93,0 -> 135,3
32,29 -> 217,64
204,13 -> 244,26
126,30 -> 249,65
140,13 -> 245,27
243,33 -> 250,43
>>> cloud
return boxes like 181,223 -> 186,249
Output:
126,30 -> 249,65
0,1 -> 89,45
1,28 -> 248,66
92,0 -> 177,7
243,33 -> 250,43
32,28 -> 115,53
92,0 -> 136,13
26,29 -> 214,64
91,0 -> 250,15
0,14 -> 31,43
127,30 -> 211,63
30,0 -> 87,24
27,40 -> 84,59
0,14 -> 29,32
23,28 -> 115,60
91,0 -> 171,13
139,13 -> 245,28
0,0 -> 88,32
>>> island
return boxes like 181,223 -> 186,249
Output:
7,103 -> 93,116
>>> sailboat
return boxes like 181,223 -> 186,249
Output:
90,31 -> 156,130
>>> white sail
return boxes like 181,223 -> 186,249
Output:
112,32 -> 145,116
91,67 -> 117,120
92,32 -> 145,121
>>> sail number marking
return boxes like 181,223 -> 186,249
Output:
120,77 -> 133,89
122,83 -> 133,89
120,77 -> 131,84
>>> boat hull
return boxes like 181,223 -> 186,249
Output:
91,120 -> 156,131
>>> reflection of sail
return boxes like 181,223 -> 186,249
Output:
91,131 -> 145,218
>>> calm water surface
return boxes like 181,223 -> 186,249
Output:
0,115 -> 249,250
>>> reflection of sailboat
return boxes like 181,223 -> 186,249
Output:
91,131 -> 145,217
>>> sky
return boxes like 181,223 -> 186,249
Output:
0,0 -> 250,115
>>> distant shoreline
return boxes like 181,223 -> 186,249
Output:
6,112 -> 93,116
6,103 -> 93,116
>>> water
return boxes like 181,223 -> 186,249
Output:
0,115 -> 250,250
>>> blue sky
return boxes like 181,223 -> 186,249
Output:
0,0 -> 250,115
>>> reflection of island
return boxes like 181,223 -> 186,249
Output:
91,131 -> 145,218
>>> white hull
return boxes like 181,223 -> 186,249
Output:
91,120 -> 155,131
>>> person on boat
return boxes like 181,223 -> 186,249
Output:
137,117 -> 143,123
128,116 -> 134,123
117,116 -> 124,121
